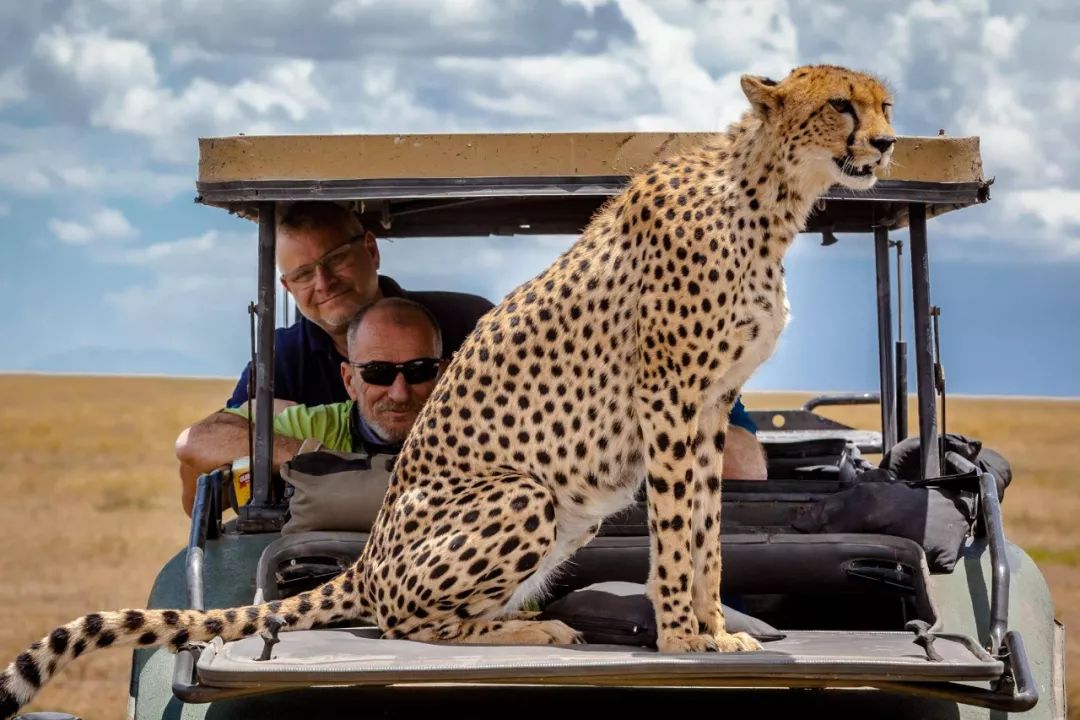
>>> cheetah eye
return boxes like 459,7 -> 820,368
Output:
828,98 -> 854,115
882,101 -> 893,119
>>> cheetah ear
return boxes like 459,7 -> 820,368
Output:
740,74 -> 781,120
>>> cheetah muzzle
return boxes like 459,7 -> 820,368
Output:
0,64 -> 895,717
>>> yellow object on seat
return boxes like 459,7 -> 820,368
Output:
230,457 -> 252,509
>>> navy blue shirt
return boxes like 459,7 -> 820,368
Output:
227,275 -> 494,408
728,396 -> 756,434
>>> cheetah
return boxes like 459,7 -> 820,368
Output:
0,64 -> 895,717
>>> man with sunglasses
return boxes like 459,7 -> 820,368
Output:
175,299 -> 446,515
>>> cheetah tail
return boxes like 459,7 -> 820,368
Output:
0,570 -> 369,719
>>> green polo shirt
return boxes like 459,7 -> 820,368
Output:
224,401 -> 354,453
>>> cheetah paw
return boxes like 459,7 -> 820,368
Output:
712,630 -> 762,652
657,632 -> 720,653
657,630 -> 761,653
540,620 -> 586,645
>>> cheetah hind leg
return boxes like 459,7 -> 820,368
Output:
407,619 -> 583,646
377,474 -> 579,646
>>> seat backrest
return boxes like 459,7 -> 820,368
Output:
255,529 -> 931,623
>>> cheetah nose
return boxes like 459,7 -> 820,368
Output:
870,136 -> 896,154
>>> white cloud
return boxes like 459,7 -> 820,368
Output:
33,26 -> 158,95
167,41 -> 220,66
0,123 -> 190,201
613,0 -> 729,129
330,0 -> 504,31
981,15 -> 1026,59
106,230 -> 222,267
563,0 -> 609,12
1055,78 -> 1080,114
666,0 -> 798,76
101,228 -> 260,357
235,62 -> 329,122
30,26 -> 331,161
1007,187 -> 1080,230
90,60 -> 330,161
49,207 -> 138,245
440,54 -> 644,120
76,0 -> 596,61
0,68 -> 26,107
48,222 -> 91,245
58,164 -> 190,200
435,0 -> 798,133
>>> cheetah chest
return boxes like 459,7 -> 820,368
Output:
721,275 -> 789,389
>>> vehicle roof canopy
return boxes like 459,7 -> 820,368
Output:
196,132 -> 989,237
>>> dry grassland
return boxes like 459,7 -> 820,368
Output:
0,374 -> 1076,718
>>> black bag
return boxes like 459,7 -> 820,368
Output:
791,476 -> 977,572
792,434 -> 1013,573
883,432 -> 1012,500
539,581 -> 785,647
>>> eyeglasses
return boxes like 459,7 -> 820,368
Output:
348,358 -> 442,386
280,235 -> 365,289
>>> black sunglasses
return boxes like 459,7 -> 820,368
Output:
348,358 -> 441,386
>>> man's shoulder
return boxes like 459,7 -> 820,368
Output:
273,316 -> 332,355
271,318 -> 306,344
381,272 -> 493,314
405,288 -> 494,316
227,317 -> 335,407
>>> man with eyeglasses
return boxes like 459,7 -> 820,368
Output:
175,298 -> 446,515
225,201 -> 494,410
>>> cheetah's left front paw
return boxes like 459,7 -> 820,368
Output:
712,630 -> 761,652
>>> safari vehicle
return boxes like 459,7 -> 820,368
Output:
98,132 -> 1062,719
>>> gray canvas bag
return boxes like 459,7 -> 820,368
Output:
279,448 -> 396,535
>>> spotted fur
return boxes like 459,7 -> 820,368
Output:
0,64 -> 895,716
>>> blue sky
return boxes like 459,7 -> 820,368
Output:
1,0 -> 1078,396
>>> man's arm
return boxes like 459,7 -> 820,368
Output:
721,425 -> 768,480
175,407 -> 302,517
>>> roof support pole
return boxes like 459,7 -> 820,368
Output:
251,202 -> 277,507
907,203 -> 940,479
873,225 -> 897,453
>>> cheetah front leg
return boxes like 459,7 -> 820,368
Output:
691,397 -> 761,652
636,384 -> 718,653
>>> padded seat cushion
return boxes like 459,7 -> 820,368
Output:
539,581 -> 785,647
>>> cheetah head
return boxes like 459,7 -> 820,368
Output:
741,65 -> 895,192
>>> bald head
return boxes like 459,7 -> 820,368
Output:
347,298 -> 443,360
